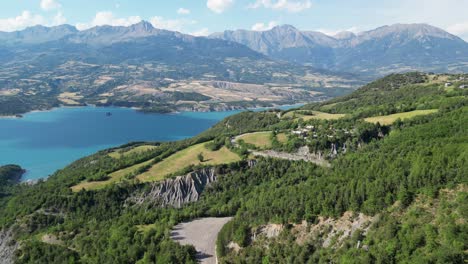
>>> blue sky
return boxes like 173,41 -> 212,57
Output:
1,0 -> 468,39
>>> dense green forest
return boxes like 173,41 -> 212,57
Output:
0,73 -> 466,263
0,165 -> 24,197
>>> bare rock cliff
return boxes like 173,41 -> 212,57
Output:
0,228 -> 18,264
127,168 -> 217,208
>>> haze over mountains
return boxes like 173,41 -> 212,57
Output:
211,23 -> 468,76
1,21 -> 467,115
0,21 -> 359,116
1,21 -> 466,77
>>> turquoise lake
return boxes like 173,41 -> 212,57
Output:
0,105 -> 300,181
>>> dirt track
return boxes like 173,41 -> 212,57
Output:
171,217 -> 233,264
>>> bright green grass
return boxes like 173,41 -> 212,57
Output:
283,110 -> 346,121
137,142 -> 241,183
71,159 -> 154,192
364,109 -> 438,125
108,145 -> 157,159
237,132 -> 273,149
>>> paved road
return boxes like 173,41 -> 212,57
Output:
171,217 -> 233,264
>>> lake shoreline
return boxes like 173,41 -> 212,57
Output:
1,103 -> 304,182
0,102 -> 305,119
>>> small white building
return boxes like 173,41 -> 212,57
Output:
460,85 -> 467,89
445,82 -> 453,88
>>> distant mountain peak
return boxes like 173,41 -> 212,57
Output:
271,24 -> 299,32
129,20 -> 155,32
361,23 -> 459,40
22,24 -> 78,33
210,22 -> 468,76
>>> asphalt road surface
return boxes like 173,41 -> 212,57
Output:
171,217 -> 233,264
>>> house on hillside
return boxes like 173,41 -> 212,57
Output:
445,82 -> 453,88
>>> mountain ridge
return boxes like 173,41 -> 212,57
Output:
0,21 -> 361,116
211,23 -> 468,75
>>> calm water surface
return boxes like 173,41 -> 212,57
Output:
0,105 -> 301,181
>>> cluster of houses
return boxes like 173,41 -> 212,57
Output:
445,76 -> 468,89
291,125 -> 353,141
292,125 -> 314,137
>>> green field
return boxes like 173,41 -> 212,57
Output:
137,142 -> 241,182
284,110 -> 346,121
236,132 -> 273,149
364,109 -> 438,125
71,159 -> 154,192
108,145 -> 157,159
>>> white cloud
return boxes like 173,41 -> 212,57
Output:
207,0 -> 234,14
52,11 -> 67,25
316,26 -> 359,36
150,16 -> 196,32
447,22 -> 468,39
74,12 -> 196,33
0,11 -> 46,31
177,8 -> 191,15
40,0 -> 61,11
191,28 -> 210,36
76,11 -> 141,30
251,21 -> 278,31
0,10 -> 67,32
248,0 -> 311,12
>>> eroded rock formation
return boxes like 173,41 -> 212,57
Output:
127,168 -> 217,208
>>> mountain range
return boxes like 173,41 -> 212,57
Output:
211,23 -> 468,76
0,21 -> 359,116
0,22 -> 467,116
1,22 -> 467,77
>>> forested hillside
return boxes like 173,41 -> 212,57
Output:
0,73 -> 466,263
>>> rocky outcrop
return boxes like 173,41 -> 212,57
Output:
0,228 -> 18,264
252,146 -> 330,167
252,224 -> 284,240
127,168 -> 218,208
292,211 -> 376,248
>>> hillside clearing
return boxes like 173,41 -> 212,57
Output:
284,110 -> 346,121
364,109 -> 438,125
71,159 -> 153,192
108,145 -> 157,159
236,132 -> 273,149
277,133 -> 288,143
137,142 -> 240,182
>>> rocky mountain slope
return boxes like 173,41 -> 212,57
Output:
127,168 -> 218,208
0,22 -> 360,116
0,228 -> 18,264
211,23 -> 468,76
